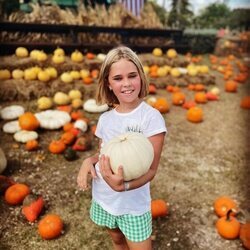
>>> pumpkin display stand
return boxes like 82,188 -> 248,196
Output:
0,53 -> 249,250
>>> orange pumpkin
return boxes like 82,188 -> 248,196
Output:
194,84 -> 205,91
240,222 -> 250,250
25,139 -> 39,151
153,98 -> 169,113
216,210 -> 240,239
149,84 -> 157,94
49,140 -> 66,154
240,96 -> 250,109
213,196 -> 238,217
60,132 -> 76,145
83,76 -> 93,85
182,100 -> 196,109
172,92 -> 185,105
225,80 -> 238,92
186,106 -> 203,123
194,92 -> 207,104
151,199 -> 168,219
63,122 -> 74,132
5,183 -> 30,205
19,112 -> 40,131
38,214 -> 63,240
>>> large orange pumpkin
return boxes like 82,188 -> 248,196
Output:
151,199 -> 168,219
5,183 -> 30,205
216,210 -> 240,239
38,214 -> 63,240
19,112 -> 40,131
186,107 -> 203,123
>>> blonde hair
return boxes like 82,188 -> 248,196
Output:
96,46 -> 148,105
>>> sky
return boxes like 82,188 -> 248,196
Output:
156,0 -> 250,14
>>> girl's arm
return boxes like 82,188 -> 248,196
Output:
77,140 -> 101,190
100,132 -> 165,192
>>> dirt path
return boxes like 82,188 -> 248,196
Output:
0,68 -> 249,250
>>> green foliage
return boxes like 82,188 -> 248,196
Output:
193,3 -> 231,29
229,9 -> 250,30
168,0 -> 194,28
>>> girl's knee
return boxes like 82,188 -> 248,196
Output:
107,228 -> 126,245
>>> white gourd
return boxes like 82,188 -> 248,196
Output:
3,120 -> 21,134
0,148 -> 7,174
14,130 -> 38,143
83,99 -> 109,113
101,132 -> 154,181
0,105 -> 25,120
35,110 -> 71,129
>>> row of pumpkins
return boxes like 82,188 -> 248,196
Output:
0,46 -> 211,83
0,175 -> 168,240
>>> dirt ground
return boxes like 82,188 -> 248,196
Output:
0,58 -> 250,250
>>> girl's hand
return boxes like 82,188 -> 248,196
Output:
77,158 -> 97,191
99,155 -> 125,192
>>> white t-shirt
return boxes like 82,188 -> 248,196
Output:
93,101 -> 167,216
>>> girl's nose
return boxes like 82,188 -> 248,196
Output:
123,78 -> 131,87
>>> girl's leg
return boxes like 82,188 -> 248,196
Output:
126,237 -> 152,250
106,227 -> 129,250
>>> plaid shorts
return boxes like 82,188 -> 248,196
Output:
90,200 -> 152,242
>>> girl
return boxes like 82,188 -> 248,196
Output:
77,46 -> 167,250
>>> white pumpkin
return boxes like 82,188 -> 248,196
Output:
3,120 -> 21,134
83,99 -> 109,113
101,132 -> 154,181
14,130 -> 38,143
74,119 -> 88,132
35,110 -> 71,130
0,148 -> 7,174
0,105 -> 25,120
97,53 -> 106,61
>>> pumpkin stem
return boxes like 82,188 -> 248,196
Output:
226,208 -> 237,221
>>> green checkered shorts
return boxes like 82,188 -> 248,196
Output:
90,200 -> 152,242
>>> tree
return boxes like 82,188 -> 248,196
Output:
194,3 -> 231,29
168,0 -> 193,28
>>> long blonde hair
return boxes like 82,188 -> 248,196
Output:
96,46 -> 148,105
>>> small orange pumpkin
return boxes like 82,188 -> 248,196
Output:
38,214 -> 63,240
19,112 -> 40,131
60,132 -> 76,145
240,222 -> 250,250
153,98 -> 169,113
172,92 -> 185,105
240,96 -> 250,109
194,92 -> 207,104
148,84 -> 157,94
151,199 -> 168,219
216,209 -> 240,239
63,122 -> 74,132
49,140 -> 66,154
83,76 -> 93,85
5,183 -> 30,205
186,106 -> 203,123
213,196 -> 238,217
225,80 -> 238,92
25,139 -> 39,151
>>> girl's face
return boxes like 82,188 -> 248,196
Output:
108,58 -> 141,107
